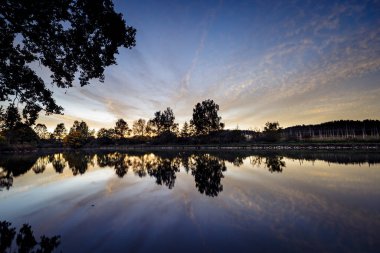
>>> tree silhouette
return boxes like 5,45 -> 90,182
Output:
0,0 -> 136,123
147,157 -> 180,189
0,220 -> 16,252
190,99 -> 224,135
34,123 -> 49,139
262,121 -> 282,142
190,154 -> 227,197
64,120 -> 93,148
0,104 -> 21,131
52,123 -> 67,140
63,152 -> 94,175
132,119 -> 146,137
149,107 -> 178,136
0,220 -> 60,253
180,121 -> 192,137
52,154 -> 66,173
265,155 -> 286,173
114,118 -> 131,138
97,128 -> 116,139
16,224 -> 37,253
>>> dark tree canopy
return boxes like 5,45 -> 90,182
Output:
0,103 -> 21,131
190,99 -> 224,135
149,107 -> 178,135
264,122 -> 281,132
53,123 -> 67,140
114,118 -> 130,138
0,0 -> 136,125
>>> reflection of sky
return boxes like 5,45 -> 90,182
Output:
1,155 -> 380,252
27,0 -> 380,131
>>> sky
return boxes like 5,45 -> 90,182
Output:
35,0 -> 380,131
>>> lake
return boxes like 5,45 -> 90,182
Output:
1,150 -> 380,252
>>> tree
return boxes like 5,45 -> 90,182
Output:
64,120 -> 92,147
132,119 -> 146,137
262,121 -> 282,142
190,99 -> 224,135
34,123 -> 49,139
114,118 -> 130,138
264,122 -> 281,132
0,104 -> 21,131
97,128 -> 115,139
0,0 -> 136,124
145,120 -> 155,137
149,108 -> 178,135
53,123 -> 67,140
180,121 -> 191,137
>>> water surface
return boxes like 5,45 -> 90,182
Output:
1,151 -> 380,252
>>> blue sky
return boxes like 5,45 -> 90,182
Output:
37,0 -> 380,130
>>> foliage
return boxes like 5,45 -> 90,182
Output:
261,121 -> 282,142
0,103 -> 21,131
5,123 -> 39,144
132,118 -> 146,137
34,123 -> 49,139
64,120 -> 93,148
190,99 -> 224,135
53,123 -> 67,140
180,121 -> 191,137
0,0 -> 136,124
97,128 -> 113,139
149,107 -> 178,136
114,118 -> 130,138
190,154 -> 226,197
264,122 -> 281,132
0,220 -> 60,253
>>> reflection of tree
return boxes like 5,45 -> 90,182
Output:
32,156 -> 50,174
147,157 -> 180,189
51,154 -> 66,174
114,153 -> 129,178
180,153 -> 191,173
265,156 -> 286,173
0,169 -> 13,191
249,155 -> 286,173
232,157 -> 244,167
0,220 -> 60,253
130,155 -> 149,178
0,155 -> 39,191
63,152 -> 94,176
96,153 -> 129,178
190,154 -> 227,197
0,220 -> 16,252
249,156 -> 263,167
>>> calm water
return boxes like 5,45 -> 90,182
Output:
1,151 -> 380,253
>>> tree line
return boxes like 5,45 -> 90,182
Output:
1,101 -> 380,150
0,99 -> 228,148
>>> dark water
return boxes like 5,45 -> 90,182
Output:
1,150 -> 380,253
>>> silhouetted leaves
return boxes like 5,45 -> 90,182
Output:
190,99 -> 224,135
265,156 -> 286,173
0,220 -> 16,252
0,221 -> 60,253
16,224 -> 37,253
0,0 -> 136,122
190,154 -> 226,197
147,157 -> 180,189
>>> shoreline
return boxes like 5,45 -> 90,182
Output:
1,143 -> 379,153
